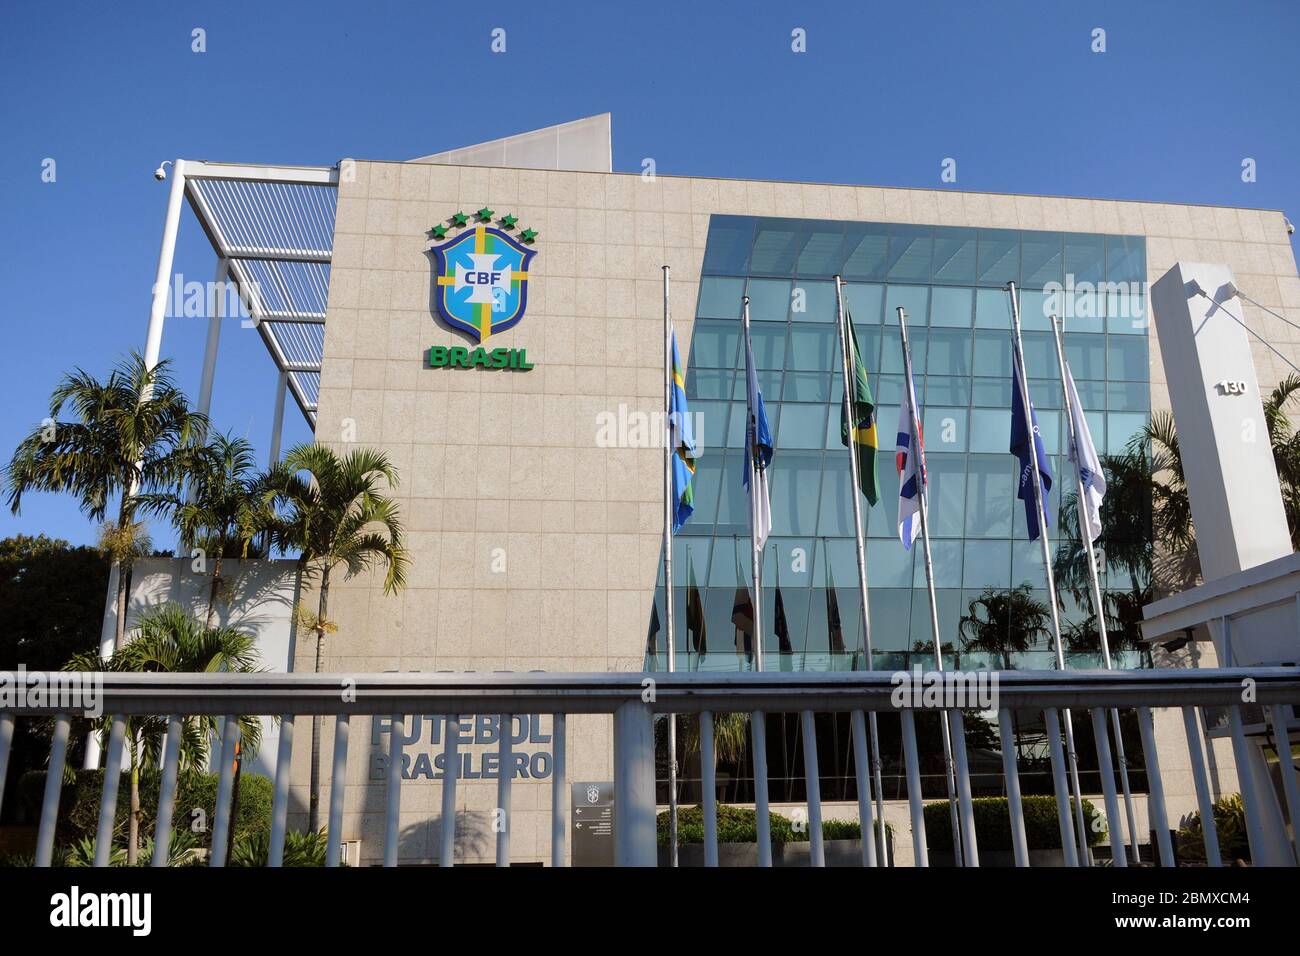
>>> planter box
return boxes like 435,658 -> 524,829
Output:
658,835 -> 893,868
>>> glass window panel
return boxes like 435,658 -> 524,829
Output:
1063,288 -> 1105,333
1064,233 -> 1106,285
852,324 -> 883,374
887,224 -> 933,282
867,589 -> 912,653
702,215 -> 754,275
924,453 -> 967,537
885,284 -> 930,327
1083,410 -> 1105,454
1106,380 -> 1148,411
1105,235 -> 1145,285
931,228 -> 977,285
784,371 -> 831,402
973,330 -> 1013,379
969,408 -> 1009,454
691,320 -> 740,368
792,280 -> 836,323
1019,288 -> 1054,332
1021,331 -> 1059,379
867,537 -> 916,588
924,375 -> 970,406
748,324 -> 787,369
771,450 -> 823,536
977,229 -> 1019,286
788,325 -> 836,370
926,328 -> 972,377
715,450 -> 750,529
778,403 -> 827,449
1063,333 -> 1106,380
1071,378 -> 1106,410
687,368 -> 733,401
672,538 -> 712,583
872,377 -> 905,407
842,225 -> 890,281
696,276 -> 745,320
707,535 -> 742,588
1021,232 -> 1064,289
975,287 -> 1012,328
1034,410 -> 1062,454
757,368 -> 782,399
867,450 -> 901,538
747,277 -> 792,322
1107,412 -> 1148,454
971,376 -> 1011,407
695,401 -> 733,449
882,328 -> 925,375
924,407 -> 968,454
749,220 -> 804,275
963,540 -> 1012,589
844,281 -> 884,324
817,457 -> 855,537
795,226 -> 847,278
1108,335 -> 1148,381
913,541 -> 963,588
765,538 -> 815,590
965,454 -> 1014,537
1030,379 -> 1061,411
1011,541 -> 1048,590
1107,290 -> 1147,334
930,286 -> 973,328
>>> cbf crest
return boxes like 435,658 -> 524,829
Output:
429,209 -> 538,343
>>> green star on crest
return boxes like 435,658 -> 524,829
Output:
429,224 -> 448,239
499,214 -> 518,230
451,211 -> 470,227
476,207 -> 495,221
520,228 -> 538,243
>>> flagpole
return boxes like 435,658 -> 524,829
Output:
832,276 -> 888,864
896,305 -> 965,868
1050,314 -> 1141,864
662,265 -> 679,868
742,294 -> 773,867
1007,281 -> 1091,865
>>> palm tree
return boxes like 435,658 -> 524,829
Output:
262,443 -> 409,832
5,353 -> 207,650
957,585 -> 1051,671
68,603 -> 262,864
137,433 -> 270,628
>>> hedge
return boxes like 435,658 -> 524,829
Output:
657,804 -> 890,847
923,795 -> 1104,851
16,769 -> 273,850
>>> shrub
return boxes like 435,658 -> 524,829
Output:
657,805 -> 889,847
16,768 -> 273,851
1176,794 -> 1250,863
230,829 -> 330,867
923,795 -> 1105,851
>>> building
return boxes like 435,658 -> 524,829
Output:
111,114 -> 1300,865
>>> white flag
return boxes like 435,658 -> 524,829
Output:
1065,363 -> 1106,543
895,365 -> 925,550
743,320 -> 773,555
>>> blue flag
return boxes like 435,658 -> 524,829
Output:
668,330 -> 697,533
742,320 -> 773,553
1010,344 -> 1053,540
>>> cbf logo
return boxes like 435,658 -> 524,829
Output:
586,785 -> 601,805
429,208 -> 538,343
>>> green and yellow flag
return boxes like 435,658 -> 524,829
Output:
840,310 -> 880,505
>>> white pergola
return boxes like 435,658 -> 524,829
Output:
145,158 -> 340,445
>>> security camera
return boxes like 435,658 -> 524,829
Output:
1286,217 -> 1296,236
154,161 -> 172,181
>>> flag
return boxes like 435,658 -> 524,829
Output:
825,555 -> 845,655
841,311 -> 880,505
732,584 -> 754,663
1011,344 -> 1054,540
773,560 -> 793,657
1064,363 -> 1106,543
686,553 -> 707,661
743,319 -> 774,554
895,364 -> 925,549
669,329 -> 698,533
646,601 -> 661,667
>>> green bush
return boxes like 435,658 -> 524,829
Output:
657,805 -> 889,847
923,795 -> 1105,851
16,768 -> 273,852
230,829 -> 330,867
1176,794 -> 1250,863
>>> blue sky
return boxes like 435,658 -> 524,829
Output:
1,0 -> 1297,547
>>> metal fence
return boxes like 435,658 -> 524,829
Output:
1,667 -> 1298,867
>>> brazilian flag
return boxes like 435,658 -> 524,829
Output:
840,311 -> 880,505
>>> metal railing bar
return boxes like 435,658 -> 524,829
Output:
800,710 -> 824,866
1182,705 -> 1223,866
268,714 -> 294,867
849,710 -> 877,867
383,714 -> 403,867
35,713 -> 70,867
496,713 -> 513,867
900,710 -> 927,867
751,710 -> 772,867
997,709 -> 1030,867
0,713 -> 13,820
700,710 -> 719,867
1227,705 -> 1273,865
1136,705 -> 1175,867
1268,705 -> 1300,865
93,715 -> 127,867
325,714 -> 350,868
151,715 -> 183,867
439,716 -> 459,868
209,716 -> 240,867
1090,708 -> 1128,867
949,709 -> 979,867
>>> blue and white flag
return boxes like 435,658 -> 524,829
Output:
743,320 -> 773,555
1064,362 -> 1106,543
1010,345 -> 1054,541
895,363 -> 925,550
